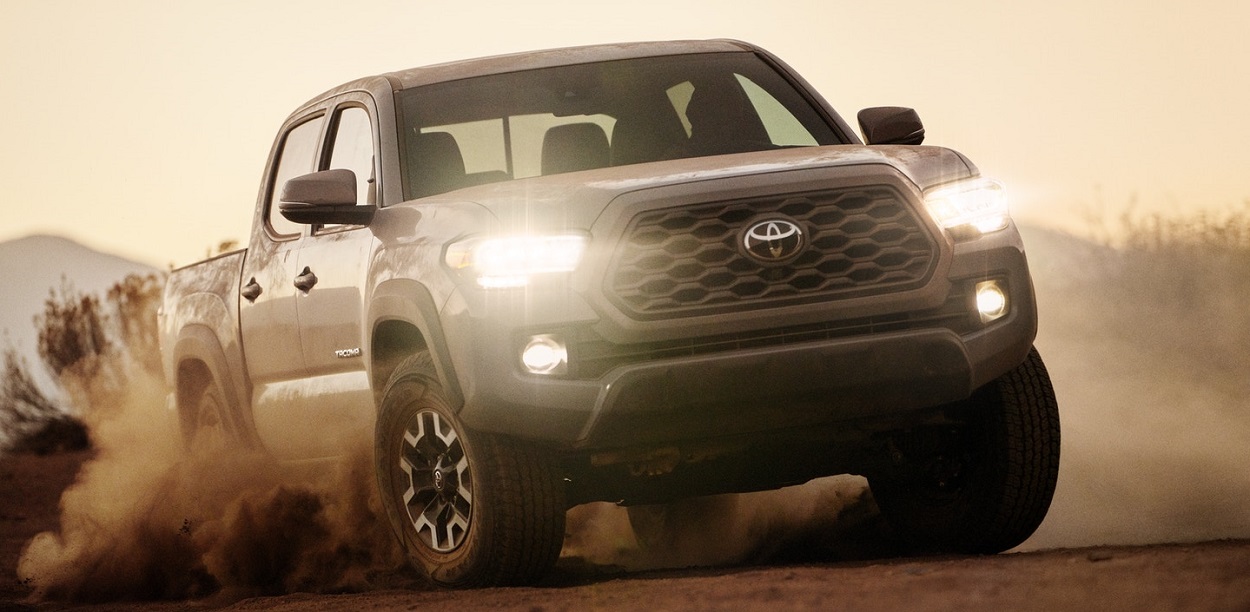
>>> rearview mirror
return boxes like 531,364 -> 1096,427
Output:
857,107 -> 925,145
279,169 -> 376,225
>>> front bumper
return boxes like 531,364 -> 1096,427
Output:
442,234 -> 1036,451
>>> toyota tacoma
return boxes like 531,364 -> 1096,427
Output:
158,39 -> 1060,587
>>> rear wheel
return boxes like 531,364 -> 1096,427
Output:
374,353 -> 566,587
869,346 -> 1060,553
179,366 -> 239,453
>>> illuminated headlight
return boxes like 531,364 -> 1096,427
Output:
975,280 -> 1008,324
521,335 -> 568,375
445,235 -> 586,288
924,178 -> 1009,238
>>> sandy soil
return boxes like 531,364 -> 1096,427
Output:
3,451 -> 1247,612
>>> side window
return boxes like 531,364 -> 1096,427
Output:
735,74 -> 818,147
327,106 -> 375,206
267,117 -> 323,238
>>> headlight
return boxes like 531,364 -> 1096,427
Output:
445,234 -> 587,288
924,178 -> 1009,238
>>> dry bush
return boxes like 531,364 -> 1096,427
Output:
0,272 -> 164,454
0,348 -> 87,454
1096,203 -> 1250,368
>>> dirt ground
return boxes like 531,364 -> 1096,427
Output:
3,451 -> 1248,612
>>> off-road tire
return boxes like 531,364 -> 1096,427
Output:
179,367 -> 238,453
869,346 -> 1060,553
374,353 -> 566,587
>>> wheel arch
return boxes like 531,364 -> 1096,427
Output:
368,279 -> 464,411
171,324 -> 256,446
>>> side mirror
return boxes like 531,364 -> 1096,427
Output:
857,107 -> 925,145
279,169 -> 376,225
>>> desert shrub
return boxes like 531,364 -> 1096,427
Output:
0,347 -> 89,454
1121,203 -> 1250,253
106,273 -> 164,378
1061,202 -> 1250,377
1,272 -> 164,453
36,280 -> 111,380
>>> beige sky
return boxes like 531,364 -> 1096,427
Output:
2,0 -> 1247,267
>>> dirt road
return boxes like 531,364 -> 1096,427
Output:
4,451 -> 1248,612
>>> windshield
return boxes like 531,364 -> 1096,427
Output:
397,52 -> 841,199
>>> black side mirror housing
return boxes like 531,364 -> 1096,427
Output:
857,107 -> 926,145
279,169 -> 376,225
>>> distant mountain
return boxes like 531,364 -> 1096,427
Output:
0,235 -> 159,367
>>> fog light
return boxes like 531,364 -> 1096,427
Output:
521,335 -> 567,375
975,280 -> 1008,324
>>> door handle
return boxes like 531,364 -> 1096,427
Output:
294,267 -> 318,292
241,277 -> 262,302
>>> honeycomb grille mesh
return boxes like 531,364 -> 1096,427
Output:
607,187 -> 937,318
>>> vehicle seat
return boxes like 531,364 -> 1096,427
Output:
409,131 -> 466,197
610,113 -> 686,166
541,123 -> 610,175
685,83 -> 771,156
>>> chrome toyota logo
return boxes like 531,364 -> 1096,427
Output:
742,218 -> 806,263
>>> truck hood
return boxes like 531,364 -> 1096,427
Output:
397,144 -> 977,233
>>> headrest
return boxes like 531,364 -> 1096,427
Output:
410,131 -> 466,197
541,123 -> 610,175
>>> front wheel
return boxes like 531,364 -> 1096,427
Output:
869,346 -> 1060,553
374,353 -> 566,587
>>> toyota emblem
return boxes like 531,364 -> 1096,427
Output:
742,218 -> 806,264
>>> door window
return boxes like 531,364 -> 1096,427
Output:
266,117 -> 323,238
327,106 -> 376,206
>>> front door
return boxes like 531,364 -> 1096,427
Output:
249,99 -> 381,460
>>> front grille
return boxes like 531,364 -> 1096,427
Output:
606,186 -> 938,319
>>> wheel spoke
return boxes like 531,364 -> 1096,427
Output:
456,455 -> 473,505
397,409 -> 473,552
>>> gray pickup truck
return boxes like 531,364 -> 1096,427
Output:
158,39 -> 1059,587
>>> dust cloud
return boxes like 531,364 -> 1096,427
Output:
16,360 -> 413,602
561,476 -> 893,571
1020,225 -> 1250,549
15,338 -> 890,602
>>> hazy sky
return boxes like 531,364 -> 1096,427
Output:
2,0 -> 1248,267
